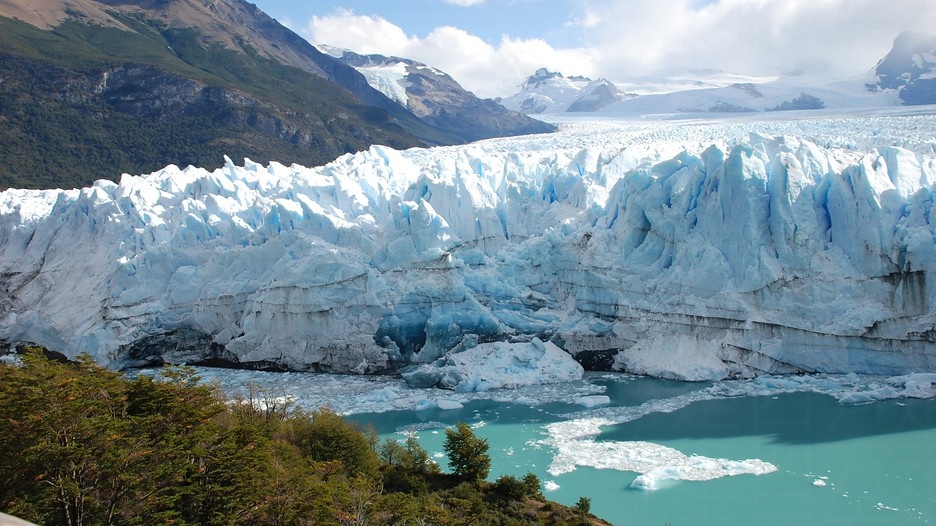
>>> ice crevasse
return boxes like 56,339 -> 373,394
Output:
1,117 -> 936,383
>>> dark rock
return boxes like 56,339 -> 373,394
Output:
767,93 -> 825,111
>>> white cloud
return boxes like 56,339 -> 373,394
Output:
307,9 -> 412,56
572,10 -> 602,29
305,10 -> 595,98
441,0 -> 485,6
304,1 -> 936,99
580,0 -> 936,79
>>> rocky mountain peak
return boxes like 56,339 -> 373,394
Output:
867,30 -> 936,104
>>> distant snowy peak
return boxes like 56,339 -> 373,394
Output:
867,31 -> 936,105
321,47 -> 554,142
500,68 -> 632,114
598,74 -> 902,117
316,46 -> 443,107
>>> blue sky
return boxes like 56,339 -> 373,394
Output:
256,0 -> 582,48
250,0 -> 936,98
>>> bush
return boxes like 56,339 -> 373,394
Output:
491,475 -> 527,503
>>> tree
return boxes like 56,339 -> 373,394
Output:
0,350 -> 136,526
404,433 -> 436,473
521,472 -> 542,497
379,438 -> 406,467
122,366 -> 227,525
297,408 -> 379,478
575,496 -> 591,515
443,422 -> 490,482
0,350 -> 606,525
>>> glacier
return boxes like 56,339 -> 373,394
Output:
2,111 -> 936,381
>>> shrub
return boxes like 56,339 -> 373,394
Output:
491,475 -> 527,503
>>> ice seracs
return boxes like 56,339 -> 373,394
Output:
1,113 -> 936,381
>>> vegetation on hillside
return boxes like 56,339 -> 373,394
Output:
0,350 -> 610,525
0,16 -> 448,190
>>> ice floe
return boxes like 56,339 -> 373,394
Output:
179,367 -> 936,418
539,417 -> 776,489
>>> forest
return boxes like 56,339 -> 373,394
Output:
0,349 -> 608,525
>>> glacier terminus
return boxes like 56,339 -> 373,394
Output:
2,111 -> 936,386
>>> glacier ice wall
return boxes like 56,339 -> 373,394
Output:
2,115 -> 936,378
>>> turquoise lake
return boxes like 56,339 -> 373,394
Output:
345,376 -> 936,526
193,368 -> 936,525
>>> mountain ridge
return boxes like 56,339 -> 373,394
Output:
0,13 -> 431,189
499,68 -> 631,114
325,48 -> 555,143
0,0 -> 551,190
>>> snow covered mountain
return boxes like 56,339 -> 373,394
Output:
2,112 -> 936,382
501,68 -> 900,118
599,75 -> 900,117
319,47 -> 554,142
866,31 -> 936,105
499,69 -> 632,114
505,32 -> 936,119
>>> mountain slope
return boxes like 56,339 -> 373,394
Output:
0,0 -> 509,190
0,16 -> 420,189
323,48 -> 555,142
866,31 -> 936,105
0,0 -> 433,115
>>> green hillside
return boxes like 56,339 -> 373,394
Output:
0,15 -> 447,189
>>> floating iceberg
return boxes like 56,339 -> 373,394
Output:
436,399 -> 465,410
575,395 -> 611,408
401,338 -> 583,391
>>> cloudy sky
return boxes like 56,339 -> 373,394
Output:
251,0 -> 936,99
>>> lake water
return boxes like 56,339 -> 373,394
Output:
193,368 -> 936,525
